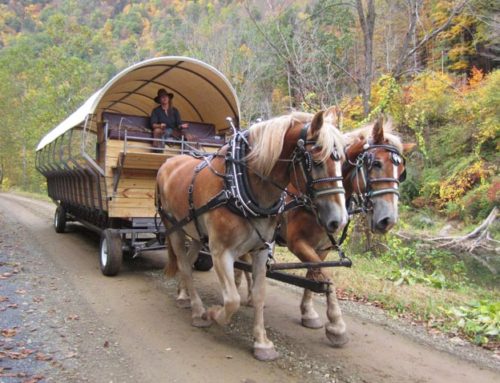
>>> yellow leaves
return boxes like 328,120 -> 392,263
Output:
438,161 -> 495,208
238,43 -> 253,58
172,0 -> 188,13
340,96 -> 364,130
24,4 -> 42,22
271,88 -> 291,115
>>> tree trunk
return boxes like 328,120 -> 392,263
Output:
22,144 -> 27,190
0,161 -> 3,189
356,0 -> 376,116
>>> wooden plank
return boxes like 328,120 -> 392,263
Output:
114,188 -> 155,199
113,178 -> 157,189
108,206 -> 156,218
119,152 -> 168,170
109,197 -> 155,208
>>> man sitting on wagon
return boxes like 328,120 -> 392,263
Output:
150,88 -> 194,149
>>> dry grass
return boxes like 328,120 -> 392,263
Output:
271,245 -> 495,325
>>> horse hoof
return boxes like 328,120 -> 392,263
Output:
253,347 -> 280,361
301,317 -> 323,329
325,329 -> 349,347
176,298 -> 191,309
192,316 -> 212,328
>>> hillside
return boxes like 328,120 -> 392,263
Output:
0,0 -> 498,350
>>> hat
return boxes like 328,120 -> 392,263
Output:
154,88 -> 174,103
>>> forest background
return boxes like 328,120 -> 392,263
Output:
0,1 -> 498,348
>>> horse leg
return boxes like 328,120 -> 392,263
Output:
300,286 -> 322,329
176,278 -> 190,309
235,253 -> 253,306
251,250 -> 279,361
325,280 -> 348,347
206,249 -> 241,326
288,239 -> 324,329
316,251 -> 348,346
243,270 -> 253,307
171,235 -> 211,327
176,241 -> 205,309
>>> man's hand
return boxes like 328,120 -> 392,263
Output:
181,123 -> 189,129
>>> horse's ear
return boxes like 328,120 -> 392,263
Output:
346,136 -> 365,162
402,143 -> 417,154
310,110 -> 324,136
372,116 -> 385,144
323,105 -> 342,131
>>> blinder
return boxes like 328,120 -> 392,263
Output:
293,125 -> 345,202
399,169 -> 407,182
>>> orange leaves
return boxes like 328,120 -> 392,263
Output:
468,67 -> 484,88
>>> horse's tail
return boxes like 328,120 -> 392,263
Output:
165,237 -> 179,277
155,176 -> 178,277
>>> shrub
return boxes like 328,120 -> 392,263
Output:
460,182 -> 498,221
444,300 -> 500,345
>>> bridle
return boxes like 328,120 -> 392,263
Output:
291,124 -> 345,203
346,143 -> 406,213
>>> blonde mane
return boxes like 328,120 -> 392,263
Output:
344,118 -> 402,151
247,111 -> 345,176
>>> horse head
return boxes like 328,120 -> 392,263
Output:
344,116 -> 414,233
288,106 -> 348,234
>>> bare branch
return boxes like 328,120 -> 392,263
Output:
392,0 -> 470,77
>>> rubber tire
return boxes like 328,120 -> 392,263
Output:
193,251 -> 213,271
54,206 -> 67,233
99,230 -> 123,276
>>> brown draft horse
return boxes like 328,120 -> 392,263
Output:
156,107 -> 347,361
237,116 -> 414,347
282,116 -> 415,346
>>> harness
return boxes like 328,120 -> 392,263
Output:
157,123 -> 344,253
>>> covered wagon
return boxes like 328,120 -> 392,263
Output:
35,56 -> 240,275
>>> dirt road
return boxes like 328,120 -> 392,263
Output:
0,192 -> 498,383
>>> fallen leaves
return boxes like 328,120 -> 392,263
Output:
1,328 -> 17,338
35,352 -> 53,361
0,348 -> 35,360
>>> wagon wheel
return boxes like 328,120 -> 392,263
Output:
54,206 -> 67,233
99,229 -> 123,276
193,249 -> 213,271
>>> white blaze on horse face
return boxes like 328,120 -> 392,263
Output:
335,160 -> 346,208
393,163 -> 399,212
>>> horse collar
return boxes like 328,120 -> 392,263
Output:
225,131 -> 286,218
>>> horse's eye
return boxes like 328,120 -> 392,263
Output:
372,160 -> 382,169
311,145 -> 322,154
312,160 -> 323,167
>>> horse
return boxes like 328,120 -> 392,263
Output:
156,106 -> 348,361
237,115 -> 414,347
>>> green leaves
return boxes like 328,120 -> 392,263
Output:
445,301 -> 500,345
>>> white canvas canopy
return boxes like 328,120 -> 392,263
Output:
36,56 -> 240,151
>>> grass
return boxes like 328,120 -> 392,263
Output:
271,228 -> 499,349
